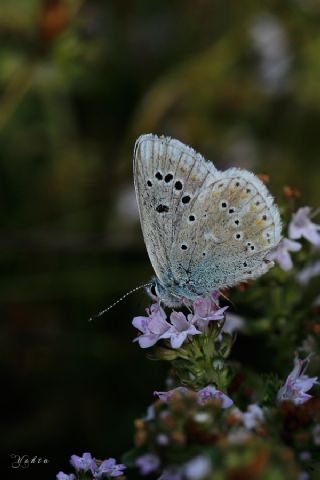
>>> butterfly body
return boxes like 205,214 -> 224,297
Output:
134,134 -> 281,306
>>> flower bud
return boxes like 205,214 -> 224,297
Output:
153,346 -> 179,361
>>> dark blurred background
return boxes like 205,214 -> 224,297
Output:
2,0 -> 320,477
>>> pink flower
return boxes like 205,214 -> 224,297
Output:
70,453 -> 96,473
136,454 -> 160,476
154,387 -> 189,402
154,385 -> 233,409
289,207 -> 320,245
132,303 -> 171,348
197,385 -> 233,408
164,311 -> 201,348
277,356 -> 319,405
267,238 -> 301,271
191,293 -> 228,331
94,458 -> 126,478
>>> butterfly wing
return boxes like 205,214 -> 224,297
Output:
134,134 -> 217,287
134,134 -> 282,300
171,168 -> 282,294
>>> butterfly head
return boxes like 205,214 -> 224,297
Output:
146,277 -> 183,308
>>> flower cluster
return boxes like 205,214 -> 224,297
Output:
57,453 -> 126,480
132,294 -> 228,349
130,387 -> 304,479
154,385 -> 233,409
57,196 -> 320,480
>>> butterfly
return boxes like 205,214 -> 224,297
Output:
134,134 -> 282,307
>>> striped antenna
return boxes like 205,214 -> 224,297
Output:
89,282 -> 152,321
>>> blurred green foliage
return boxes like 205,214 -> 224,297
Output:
2,0 -> 320,477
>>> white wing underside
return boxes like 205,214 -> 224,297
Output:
134,134 -> 281,300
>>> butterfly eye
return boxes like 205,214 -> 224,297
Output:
150,284 -> 157,296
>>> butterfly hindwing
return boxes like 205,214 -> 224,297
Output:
172,169 -> 282,292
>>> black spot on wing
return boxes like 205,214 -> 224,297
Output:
156,204 -> 169,213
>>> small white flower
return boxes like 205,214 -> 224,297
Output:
193,412 -> 210,423
184,456 -> 211,480
267,238 -> 301,271
136,454 -> 160,476
289,207 -> 320,246
222,313 -> 245,334
157,434 -> 169,446
242,404 -> 264,429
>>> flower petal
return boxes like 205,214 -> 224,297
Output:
132,315 -> 149,333
170,332 -> 188,349
170,311 -> 189,331
136,334 -> 159,348
149,302 -> 167,321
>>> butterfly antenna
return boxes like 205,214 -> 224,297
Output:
89,282 -> 152,321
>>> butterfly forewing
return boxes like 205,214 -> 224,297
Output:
134,134 -> 217,286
